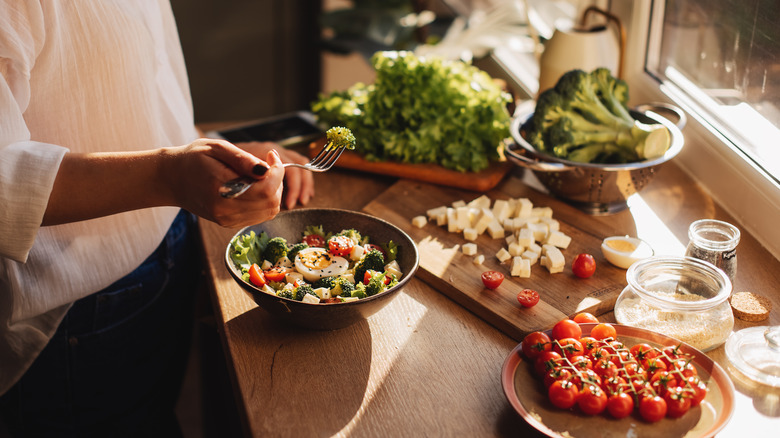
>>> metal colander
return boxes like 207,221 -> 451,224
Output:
505,103 -> 686,215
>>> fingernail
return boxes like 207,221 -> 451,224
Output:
253,164 -> 268,176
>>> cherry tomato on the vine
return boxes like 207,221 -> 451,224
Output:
639,395 -> 668,422
481,270 -> 504,290
607,392 -> 635,419
534,351 -> 563,376
548,380 -> 579,409
517,288 -> 540,307
551,319 -> 582,341
521,331 -> 551,361
552,338 -> 584,358
577,384 -> 608,415
572,253 -> 596,278
573,312 -> 599,324
663,387 -> 692,418
590,323 -> 617,340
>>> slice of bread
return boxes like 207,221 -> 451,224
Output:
730,291 -> 772,322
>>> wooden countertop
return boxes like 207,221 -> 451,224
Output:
197,154 -> 780,437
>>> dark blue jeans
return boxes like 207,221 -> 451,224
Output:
0,210 -> 200,438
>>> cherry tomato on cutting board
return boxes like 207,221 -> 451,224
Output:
517,288 -> 540,307
481,271 -> 504,290
572,253 -> 597,278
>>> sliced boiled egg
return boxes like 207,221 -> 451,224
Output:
601,236 -> 654,269
294,247 -> 349,282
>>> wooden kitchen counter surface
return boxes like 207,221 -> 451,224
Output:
198,158 -> 780,437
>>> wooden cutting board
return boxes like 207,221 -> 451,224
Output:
308,142 -> 513,192
361,177 -> 635,342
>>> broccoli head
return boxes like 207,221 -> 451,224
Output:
331,277 -> 356,298
276,288 -> 295,300
312,276 -> 337,289
525,68 -> 671,163
294,283 -> 318,301
363,270 -> 398,297
353,249 -> 385,284
263,237 -> 289,264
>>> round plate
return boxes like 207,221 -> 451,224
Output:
501,323 -> 735,437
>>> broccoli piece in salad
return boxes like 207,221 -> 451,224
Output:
276,288 -> 295,300
312,276 -> 357,298
524,68 -> 670,164
353,249 -> 385,284
362,270 -> 399,297
262,237 -> 289,264
294,283 -> 318,301
287,242 -> 309,261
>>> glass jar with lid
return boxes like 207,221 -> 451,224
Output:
684,219 -> 740,285
614,256 -> 734,352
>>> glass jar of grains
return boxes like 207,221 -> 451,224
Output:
684,219 -> 740,285
614,256 -> 734,352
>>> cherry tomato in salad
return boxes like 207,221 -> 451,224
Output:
302,234 -> 326,247
551,319 -> 582,341
328,235 -> 354,257
639,395 -> 668,422
363,270 -> 391,285
548,380 -> 579,409
606,392 -> 635,419
248,263 -> 266,287
521,331 -> 551,361
517,288 -> 540,307
573,312 -> 599,324
263,266 -> 287,282
577,384 -> 608,415
571,253 -> 596,278
590,323 -> 617,341
481,271 -> 504,290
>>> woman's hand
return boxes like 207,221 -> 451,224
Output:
236,141 -> 315,210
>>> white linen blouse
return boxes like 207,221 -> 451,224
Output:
0,1 -> 199,394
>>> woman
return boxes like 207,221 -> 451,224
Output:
0,1 -> 314,436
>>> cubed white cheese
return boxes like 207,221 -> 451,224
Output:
516,228 -> 534,247
492,199 -> 512,222
411,215 -> 428,228
467,194 -> 492,209
451,199 -> 467,208
505,234 -> 516,246
511,257 -> 531,278
261,284 -> 276,295
463,227 -> 478,241
545,230 -> 571,249
528,242 -> 542,254
541,217 -> 560,232
508,241 -> 525,257
487,220 -> 505,239
302,294 -> 320,304
532,206 -> 554,218
456,206 -> 471,231
384,260 -> 402,279
276,256 -> 294,268
542,244 -> 566,268
426,205 -> 447,220
515,198 -> 533,218
462,242 -> 478,256
496,247 -> 512,263
473,254 -> 485,265
313,287 -> 331,299
342,296 -> 359,303
350,244 -> 365,261
474,208 -> 495,234
528,222 -> 549,242
447,208 -> 458,233
435,211 -> 448,226
261,260 -> 273,270
339,273 -> 355,284
285,271 -> 303,285
521,249 -> 540,265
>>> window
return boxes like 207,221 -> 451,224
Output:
645,0 -> 780,184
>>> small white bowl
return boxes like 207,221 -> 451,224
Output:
601,236 -> 654,269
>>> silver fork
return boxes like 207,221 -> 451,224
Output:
219,143 -> 347,199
